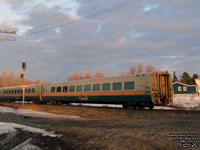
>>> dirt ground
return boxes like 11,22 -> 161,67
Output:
0,103 -> 200,150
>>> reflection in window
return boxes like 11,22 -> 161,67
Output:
183,86 -> 187,91
51,87 -> 55,93
57,87 -> 61,92
76,85 -> 83,92
84,85 -> 91,91
124,81 -> 134,90
178,86 -> 182,92
93,84 -> 100,91
32,88 -> 35,93
102,83 -> 110,91
63,86 -> 68,92
69,86 -> 75,92
113,82 -> 122,90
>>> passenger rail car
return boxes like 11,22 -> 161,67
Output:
0,72 -> 173,109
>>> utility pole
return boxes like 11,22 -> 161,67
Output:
0,29 -> 16,41
21,62 -> 26,107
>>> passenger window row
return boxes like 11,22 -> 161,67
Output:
51,81 -> 134,93
3,88 -> 35,94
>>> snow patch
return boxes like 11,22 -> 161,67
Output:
154,106 -> 175,110
0,106 -> 85,120
0,122 -> 61,137
71,103 -> 122,108
171,95 -> 200,110
10,138 -> 41,150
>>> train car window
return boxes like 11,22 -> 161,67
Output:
69,86 -> 75,92
76,85 -> 83,92
113,82 -> 122,90
124,81 -> 135,90
63,86 -> 68,92
14,90 -> 17,94
51,87 -> 55,93
28,88 -> 31,93
9,90 -> 11,94
93,84 -> 100,91
18,89 -> 20,93
21,89 -> 23,93
84,85 -> 91,91
11,90 -> 14,94
57,87 -> 62,92
32,88 -> 35,93
25,89 -> 28,93
102,83 -> 111,91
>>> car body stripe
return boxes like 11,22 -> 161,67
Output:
42,91 -> 151,96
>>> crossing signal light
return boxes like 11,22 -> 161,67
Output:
22,62 -> 26,70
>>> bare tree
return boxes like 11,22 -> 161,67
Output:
128,65 -> 136,74
0,70 -> 49,87
145,65 -> 156,73
106,71 -> 113,77
137,64 -> 144,74
94,70 -> 104,78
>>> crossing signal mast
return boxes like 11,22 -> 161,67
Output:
21,62 -> 26,107
0,29 -> 16,41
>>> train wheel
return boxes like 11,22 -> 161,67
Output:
52,101 -> 57,105
57,101 -> 62,105
149,104 -> 154,109
138,106 -> 144,109
122,104 -> 128,109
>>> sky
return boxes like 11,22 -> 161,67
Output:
0,0 -> 200,82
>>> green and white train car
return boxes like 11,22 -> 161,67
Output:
0,72 -> 173,109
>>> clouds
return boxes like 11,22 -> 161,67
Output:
0,0 -> 200,82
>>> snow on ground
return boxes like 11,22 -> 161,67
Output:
0,122 -> 60,150
171,95 -> 200,110
0,122 -> 61,137
153,106 -> 176,110
71,103 -> 123,108
10,138 -> 41,150
0,106 -> 86,120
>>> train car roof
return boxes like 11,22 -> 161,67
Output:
0,84 -> 42,89
45,72 -> 154,86
0,71 -> 168,89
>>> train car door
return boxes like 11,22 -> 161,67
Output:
159,74 -> 169,104
151,72 -> 173,106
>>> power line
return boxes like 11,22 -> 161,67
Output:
28,0 -> 93,25
5,0 -> 44,20
29,0 -> 111,25
27,0 -> 143,35
28,0 -> 74,24
24,0 -> 114,34
26,0 -> 121,34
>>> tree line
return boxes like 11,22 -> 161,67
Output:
69,65 -> 156,81
0,70 -> 48,88
173,71 -> 199,85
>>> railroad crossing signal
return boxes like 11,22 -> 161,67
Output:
21,62 -> 26,107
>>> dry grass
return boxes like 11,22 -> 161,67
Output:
1,103 -> 200,150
